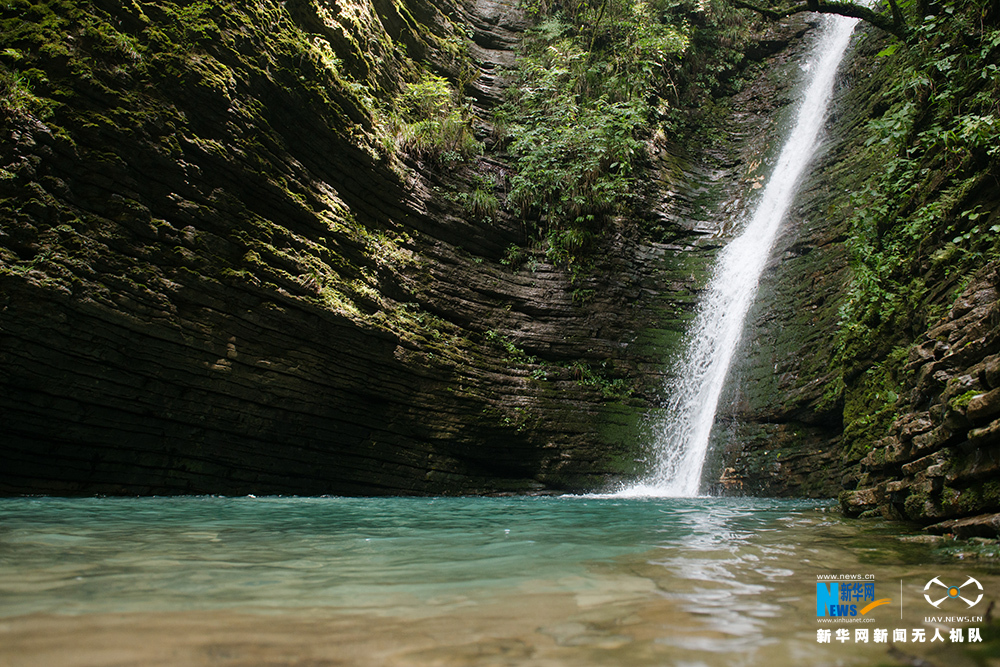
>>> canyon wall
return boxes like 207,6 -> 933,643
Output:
716,10 -> 1000,538
1,0 -> 790,495
4,0 -> 995,526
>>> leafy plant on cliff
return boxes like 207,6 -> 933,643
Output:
495,0 -> 767,266
0,58 -> 53,119
384,72 -> 481,163
573,360 -> 635,400
838,3 -> 999,344
830,0 -> 1000,456
495,2 -> 692,261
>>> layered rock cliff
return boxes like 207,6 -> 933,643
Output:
0,0 -> 631,494
5,0 -> 994,514
841,263 -> 1000,535
0,0 -> 793,495
715,4 -> 1000,536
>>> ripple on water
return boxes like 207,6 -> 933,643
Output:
0,495 -> 994,667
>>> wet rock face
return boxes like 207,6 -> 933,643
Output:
840,265 -> 1000,530
704,18 -> 853,498
0,0 -> 728,495
712,15 -> 1000,525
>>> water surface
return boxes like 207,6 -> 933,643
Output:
0,496 -> 996,666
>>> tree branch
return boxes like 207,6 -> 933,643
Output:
732,0 -> 909,40
885,0 -> 905,31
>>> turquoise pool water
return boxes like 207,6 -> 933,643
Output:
0,496 -> 996,666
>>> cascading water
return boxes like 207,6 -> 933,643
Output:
622,14 -> 862,497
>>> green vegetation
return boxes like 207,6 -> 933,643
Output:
824,0 -> 1000,458
0,56 -> 54,119
950,389 -> 983,413
494,0 -> 761,265
573,360 -> 634,400
840,346 -> 906,461
484,329 -> 538,364
450,173 -> 503,222
839,1 -> 1000,341
498,18 -> 653,223
383,72 -> 481,163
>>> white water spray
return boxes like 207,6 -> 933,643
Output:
622,15 -> 861,498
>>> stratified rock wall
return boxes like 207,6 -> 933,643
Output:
0,0 -> 740,495
716,12 -> 1000,535
841,264 -> 1000,532
11,1 -> 975,504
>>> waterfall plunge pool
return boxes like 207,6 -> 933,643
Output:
1,495 -> 998,666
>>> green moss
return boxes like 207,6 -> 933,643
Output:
597,408 -> 649,475
903,489 -> 931,519
950,479 -> 1000,515
869,446 -> 888,467
950,389 -> 983,412
841,346 -> 907,462
816,374 -> 846,416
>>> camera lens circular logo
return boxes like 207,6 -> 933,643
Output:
924,576 -> 983,608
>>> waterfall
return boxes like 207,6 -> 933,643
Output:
622,15 -> 861,497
